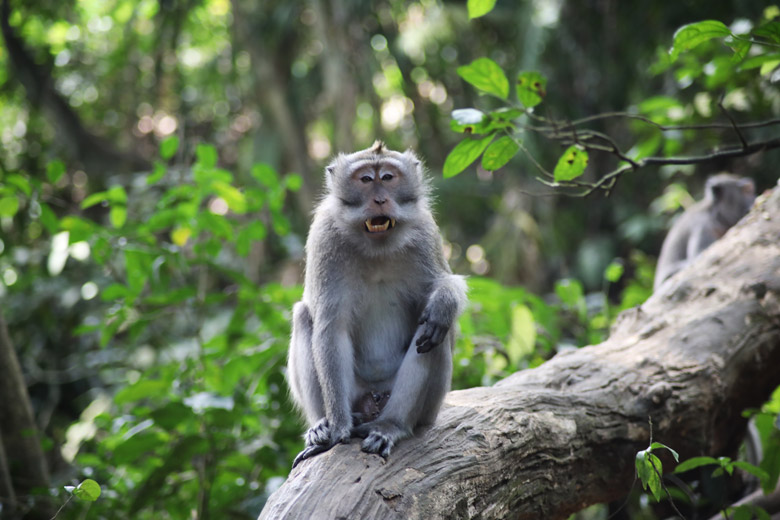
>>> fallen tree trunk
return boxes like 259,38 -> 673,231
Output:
259,185 -> 780,520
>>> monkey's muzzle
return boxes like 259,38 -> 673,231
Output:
365,216 -> 396,233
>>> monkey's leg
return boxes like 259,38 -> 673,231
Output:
288,302 -> 337,467
287,302 -> 325,424
353,334 -> 453,458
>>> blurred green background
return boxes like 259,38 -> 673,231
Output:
1,0 -> 778,518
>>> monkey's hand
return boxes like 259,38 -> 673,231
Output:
292,418 -> 351,468
415,306 -> 450,354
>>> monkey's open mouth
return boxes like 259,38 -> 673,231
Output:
365,217 -> 396,233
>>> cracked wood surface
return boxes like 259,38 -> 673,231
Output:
259,186 -> 780,520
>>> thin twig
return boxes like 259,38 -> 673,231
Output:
717,97 -> 748,149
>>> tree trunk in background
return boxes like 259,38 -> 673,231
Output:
230,0 -> 317,215
310,0 -> 357,152
0,313 -> 53,519
258,186 -> 780,520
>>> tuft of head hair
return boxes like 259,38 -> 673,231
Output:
370,140 -> 386,154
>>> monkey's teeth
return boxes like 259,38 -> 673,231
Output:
365,217 -> 392,233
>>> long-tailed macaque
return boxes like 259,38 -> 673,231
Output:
654,173 -> 755,290
287,141 -> 467,467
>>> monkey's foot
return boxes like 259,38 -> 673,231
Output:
294,419 -> 352,468
292,443 -> 331,468
304,418 -> 331,446
353,420 -> 410,459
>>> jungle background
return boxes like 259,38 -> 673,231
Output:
1,0 -> 779,518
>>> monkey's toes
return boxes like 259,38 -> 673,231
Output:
305,418 -> 331,446
361,432 -> 393,458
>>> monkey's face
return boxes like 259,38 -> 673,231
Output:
323,143 -> 430,254
343,162 -> 420,240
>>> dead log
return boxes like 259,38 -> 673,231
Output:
259,185 -> 780,520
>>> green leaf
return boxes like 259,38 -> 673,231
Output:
636,450 -> 664,502
467,0 -> 497,19
195,144 -> 218,168
284,174 -> 303,192
6,174 -> 32,196
490,107 -> 524,121
150,402 -> 193,430
604,261 -> 624,283
753,21 -> 780,44
649,442 -> 679,462
726,38 -> 752,62
212,181 -> 247,214
38,202 -> 59,234
443,135 -> 495,178
46,159 -> 66,184
732,461 -> 770,482
72,479 -> 101,502
101,283 -> 129,301
457,58 -> 509,99
555,278 -> 585,318
59,216 -> 94,243
637,95 -> 684,116
115,379 -> 170,404
159,135 -> 180,160
110,206 -> 127,228
670,20 -> 732,61
481,136 -> 519,171
516,71 -> 547,108
106,185 -> 128,204
251,163 -> 279,189
506,304 -> 536,365
674,456 -> 719,473
271,212 -> 291,235
81,191 -> 107,209
124,249 -> 154,294
553,145 -> 589,182
237,221 -> 268,256
0,196 -> 20,217
147,161 -> 166,184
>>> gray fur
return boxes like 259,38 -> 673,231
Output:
287,142 -> 467,467
654,173 -> 755,290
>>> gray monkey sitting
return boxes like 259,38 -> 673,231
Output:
654,173 -> 755,290
287,141 -> 467,467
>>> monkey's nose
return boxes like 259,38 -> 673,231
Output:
374,198 -> 387,205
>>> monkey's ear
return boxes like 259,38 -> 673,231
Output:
403,149 -> 421,167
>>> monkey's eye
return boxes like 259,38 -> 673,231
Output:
381,173 -> 394,182
360,175 -> 373,184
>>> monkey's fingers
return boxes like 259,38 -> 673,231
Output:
415,321 -> 449,353
291,443 -> 330,468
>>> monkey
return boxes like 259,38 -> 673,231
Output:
654,173 -> 755,290
286,141 -> 467,468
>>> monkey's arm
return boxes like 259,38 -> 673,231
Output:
687,224 -> 718,260
416,274 -> 468,353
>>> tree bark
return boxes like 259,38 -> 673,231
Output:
258,185 -> 780,520
0,312 -> 53,518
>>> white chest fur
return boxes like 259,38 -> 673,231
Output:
350,268 -> 419,385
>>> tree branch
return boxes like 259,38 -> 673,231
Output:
258,187 -> 780,520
